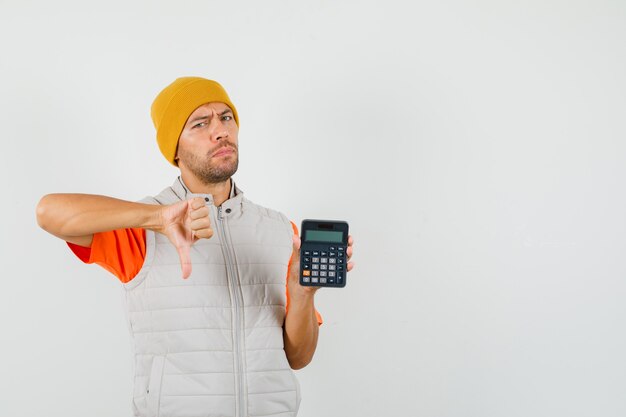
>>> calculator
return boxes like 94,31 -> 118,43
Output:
299,219 -> 349,288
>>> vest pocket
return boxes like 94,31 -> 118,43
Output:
290,370 -> 302,412
146,355 -> 166,417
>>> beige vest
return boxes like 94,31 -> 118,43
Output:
123,177 -> 301,417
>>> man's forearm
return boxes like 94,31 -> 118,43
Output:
283,290 -> 319,370
36,193 -> 162,237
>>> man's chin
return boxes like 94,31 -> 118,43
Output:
202,166 -> 238,183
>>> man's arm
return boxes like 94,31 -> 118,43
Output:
36,194 -> 163,247
36,193 -> 214,279
283,234 -> 354,370
283,278 -> 320,370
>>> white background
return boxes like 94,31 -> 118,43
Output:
1,1 -> 625,416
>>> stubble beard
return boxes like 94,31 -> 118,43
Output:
177,144 -> 239,185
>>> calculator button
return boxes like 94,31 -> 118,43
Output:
328,265 -> 336,271
304,257 -> 311,263
312,257 -> 319,263
321,251 -> 328,256
303,264 -> 310,269
330,246 -> 336,251
312,277 -> 319,283
329,258 -> 336,264
320,271 -> 327,277
304,251 -> 311,256
303,270 -> 310,276
337,259 -> 344,264
328,271 -> 336,277
320,264 -> 327,270
338,247 -> 345,252
302,277 -> 310,283
329,252 -> 336,257
312,264 -> 319,270
312,270 -> 319,277
320,278 -> 327,284
312,251 -> 320,256
320,258 -> 328,263
338,266 -> 344,271
328,278 -> 335,284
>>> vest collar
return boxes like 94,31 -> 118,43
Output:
171,176 -> 244,213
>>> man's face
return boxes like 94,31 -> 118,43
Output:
175,102 -> 239,184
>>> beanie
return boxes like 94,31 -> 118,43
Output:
151,77 -> 239,167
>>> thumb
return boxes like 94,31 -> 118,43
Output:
176,241 -> 192,279
288,235 -> 301,276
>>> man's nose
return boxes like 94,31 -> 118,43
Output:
209,119 -> 229,142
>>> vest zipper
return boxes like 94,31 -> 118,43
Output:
217,205 -> 246,417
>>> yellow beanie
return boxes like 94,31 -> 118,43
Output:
151,77 -> 239,167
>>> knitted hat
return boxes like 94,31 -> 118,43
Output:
151,77 -> 239,166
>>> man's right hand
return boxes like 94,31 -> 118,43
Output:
155,197 -> 214,279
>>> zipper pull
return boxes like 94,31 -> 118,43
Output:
218,206 -> 223,220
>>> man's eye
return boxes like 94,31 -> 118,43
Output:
222,115 -> 232,121
193,122 -> 207,129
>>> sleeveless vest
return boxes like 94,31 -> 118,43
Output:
122,177 -> 301,417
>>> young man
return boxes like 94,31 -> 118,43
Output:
36,77 -> 354,417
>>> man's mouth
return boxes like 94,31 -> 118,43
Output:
212,146 -> 235,157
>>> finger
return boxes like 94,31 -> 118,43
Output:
176,243 -> 192,279
190,197 -> 206,210
189,206 -> 210,220
346,235 -> 354,261
347,261 -> 354,272
193,228 -> 214,239
190,217 -> 212,231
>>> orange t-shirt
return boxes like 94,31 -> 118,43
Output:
66,224 -> 322,325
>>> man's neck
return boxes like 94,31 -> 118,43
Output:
180,172 -> 231,207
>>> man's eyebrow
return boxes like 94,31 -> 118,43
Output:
187,109 -> 233,125
188,115 -> 209,125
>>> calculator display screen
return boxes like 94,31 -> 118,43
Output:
305,230 -> 343,243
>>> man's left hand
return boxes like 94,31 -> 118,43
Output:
287,234 -> 354,296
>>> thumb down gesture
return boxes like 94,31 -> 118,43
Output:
155,197 -> 213,279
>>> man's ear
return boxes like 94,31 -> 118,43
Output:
174,142 -> 180,164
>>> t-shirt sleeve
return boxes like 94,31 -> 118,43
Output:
66,228 -> 147,284
286,221 -> 323,326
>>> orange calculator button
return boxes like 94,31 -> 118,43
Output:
303,270 -> 311,276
